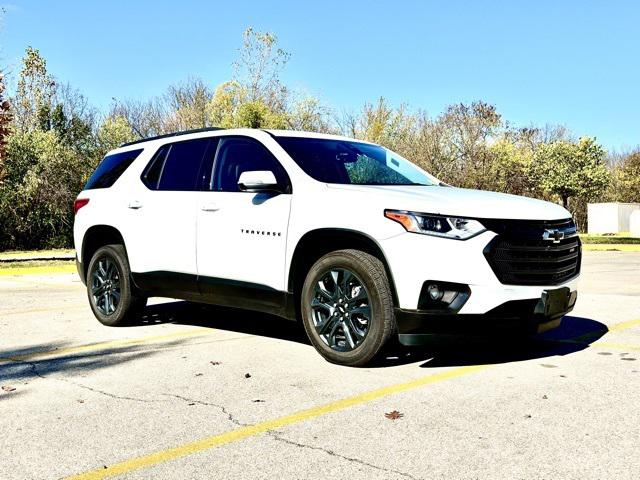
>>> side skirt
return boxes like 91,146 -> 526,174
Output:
131,271 -> 296,320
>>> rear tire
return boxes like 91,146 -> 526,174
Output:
301,249 -> 396,367
87,244 -> 146,326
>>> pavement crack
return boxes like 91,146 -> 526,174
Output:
3,356 -> 159,402
57,377 -> 162,402
164,394 -> 246,426
268,431 -> 423,480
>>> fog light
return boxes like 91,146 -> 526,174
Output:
427,284 -> 443,301
418,281 -> 471,313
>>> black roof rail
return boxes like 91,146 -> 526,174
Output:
120,127 -> 225,147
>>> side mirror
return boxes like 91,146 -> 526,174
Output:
237,170 -> 281,192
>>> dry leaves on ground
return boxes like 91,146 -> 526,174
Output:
384,410 -> 404,420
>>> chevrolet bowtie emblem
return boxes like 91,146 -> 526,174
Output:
542,229 -> 565,243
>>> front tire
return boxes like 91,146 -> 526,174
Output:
301,249 -> 396,366
87,244 -> 146,326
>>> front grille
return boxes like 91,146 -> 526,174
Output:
482,218 -> 582,286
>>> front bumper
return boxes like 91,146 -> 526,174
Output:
396,288 -> 578,345
380,229 -> 580,312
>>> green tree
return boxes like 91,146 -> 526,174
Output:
13,46 -> 56,132
0,72 -> 11,182
615,151 -> 640,203
532,137 -> 610,210
96,116 -> 137,153
233,27 -> 290,109
489,137 -> 537,196
165,77 -> 213,131
0,130 -> 85,248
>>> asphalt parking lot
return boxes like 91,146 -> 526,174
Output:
1,251 -> 639,480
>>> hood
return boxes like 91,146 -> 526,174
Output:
326,184 -> 571,221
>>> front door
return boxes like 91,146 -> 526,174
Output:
196,136 -> 292,302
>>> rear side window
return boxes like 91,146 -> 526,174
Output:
84,149 -> 143,190
142,138 -> 210,191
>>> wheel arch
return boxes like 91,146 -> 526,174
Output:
81,225 -> 126,280
287,228 -> 399,307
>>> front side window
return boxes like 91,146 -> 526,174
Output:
142,138 -> 210,191
84,148 -> 143,190
212,137 -> 290,192
274,137 -> 437,186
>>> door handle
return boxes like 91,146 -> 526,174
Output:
128,200 -> 143,209
201,202 -> 220,212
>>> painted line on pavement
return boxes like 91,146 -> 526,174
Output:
0,263 -> 76,276
581,244 -> 640,252
607,317 -> 640,332
64,364 -> 488,480
62,315 -> 640,479
2,304 -> 88,317
593,341 -> 640,352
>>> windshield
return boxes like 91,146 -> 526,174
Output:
274,137 -> 438,186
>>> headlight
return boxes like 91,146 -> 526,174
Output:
384,210 -> 486,240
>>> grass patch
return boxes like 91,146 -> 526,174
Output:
579,234 -> 640,245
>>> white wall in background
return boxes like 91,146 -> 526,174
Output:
630,210 -> 640,237
587,202 -> 640,234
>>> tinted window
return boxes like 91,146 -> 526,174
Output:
142,138 -> 210,191
84,149 -> 143,190
274,137 -> 436,186
212,137 -> 290,192
142,146 -> 169,189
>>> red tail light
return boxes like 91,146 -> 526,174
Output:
74,198 -> 90,215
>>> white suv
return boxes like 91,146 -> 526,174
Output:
74,128 -> 580,366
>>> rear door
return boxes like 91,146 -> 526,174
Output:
196,136 -> 292,293
125,137 -> 213,291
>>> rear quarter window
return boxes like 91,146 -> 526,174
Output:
141,138 -> 211,191
84,149 -> 144,190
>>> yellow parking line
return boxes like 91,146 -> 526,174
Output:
607,318 -> 640,332
0,328 -> 213,364
63,315 -> 640,479
594,341 -> 640,352
64,364 -> 488,480
2,304 -> 88,317
0,264 -> 76,276
581,244 -> 640,252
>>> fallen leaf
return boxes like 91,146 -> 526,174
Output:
244,373 -> 252,378
384,410 -> 404,420
1,386 -> 16,392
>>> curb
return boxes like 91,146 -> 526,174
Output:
0,255 -> 75,263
